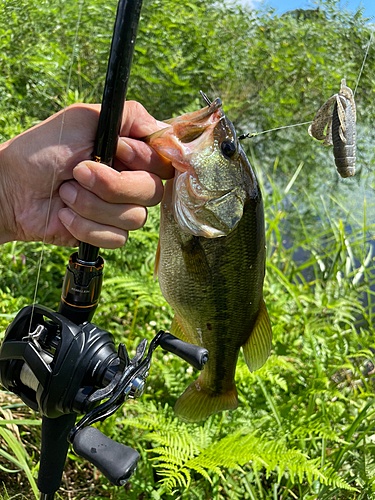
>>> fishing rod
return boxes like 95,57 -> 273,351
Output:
0,0 -> 208,498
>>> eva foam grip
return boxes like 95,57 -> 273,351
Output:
38,413 -> 77,495
159,332 -> 209,370
72,426 -> 139,485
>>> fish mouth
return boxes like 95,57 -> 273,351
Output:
145,98 -> 224,176
146,96 -> 246,238
164,97 -> 222,144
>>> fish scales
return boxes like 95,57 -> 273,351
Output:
160,189 -> 266,386
146,96 -> 272,422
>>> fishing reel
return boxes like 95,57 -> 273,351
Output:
0,304 -> 208,486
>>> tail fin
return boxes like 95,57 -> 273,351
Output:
174,375 -> 238,423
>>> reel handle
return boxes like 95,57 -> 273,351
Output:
72,426 -> 139,485
159,332 -> 208,370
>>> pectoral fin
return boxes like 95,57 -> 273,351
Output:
170,315 -> 191,344
153,239 -> 161,281
242,300 -> 272,372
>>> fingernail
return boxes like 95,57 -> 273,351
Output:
118,139 -> 135,163
73,164 -> 94,188
60,182 -> 77,205
58,208 -> 75,227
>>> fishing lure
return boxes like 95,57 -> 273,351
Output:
308,79 -> 356,178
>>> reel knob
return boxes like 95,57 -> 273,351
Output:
71,426 -> 139,485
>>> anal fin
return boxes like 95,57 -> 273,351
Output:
242,299 -> 272,372
174,374 -> 238,423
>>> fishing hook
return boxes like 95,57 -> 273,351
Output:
200,90 -> 212,106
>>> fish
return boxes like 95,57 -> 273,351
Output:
145,94 -> 272,422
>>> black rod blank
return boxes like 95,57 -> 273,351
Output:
78,0 -> 143,263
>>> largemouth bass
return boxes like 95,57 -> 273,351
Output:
145,95 -> 272,422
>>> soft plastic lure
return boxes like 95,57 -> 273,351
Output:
309,79 -> 356,178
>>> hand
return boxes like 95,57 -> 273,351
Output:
0,102 -> 173,248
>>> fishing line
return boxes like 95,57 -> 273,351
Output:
354,29 -> 373,97
28,0 -> 84,333
239,121 -> 312,140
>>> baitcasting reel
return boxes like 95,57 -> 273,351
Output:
0,304 -> 208,486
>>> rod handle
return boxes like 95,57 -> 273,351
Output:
38,413 -> 77,495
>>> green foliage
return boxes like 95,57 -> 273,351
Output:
120,402 -> 357,495
0,426 -> 38,499
1,0 -> 375,498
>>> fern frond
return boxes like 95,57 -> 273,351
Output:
104,275 -> 166,308
157,466 -> 190,489
121,401 -> 358,495
236,354 -> 298,393
290,417 -> 346,444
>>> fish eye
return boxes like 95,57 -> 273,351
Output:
221,139 -> 237,159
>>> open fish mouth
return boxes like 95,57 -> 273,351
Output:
146,97 -> 224,177
164,97 -> 223,142
145,95 -> 247,238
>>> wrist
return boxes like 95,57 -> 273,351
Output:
0,139 -> 18,244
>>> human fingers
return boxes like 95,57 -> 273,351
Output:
59,180 -> 148,231
120,100 -> 168,138
71,161 -> 165,205
116,101 -> 174,179
115,137 -> 174,179
61,102 -> 173,178
58,208 -> 128,249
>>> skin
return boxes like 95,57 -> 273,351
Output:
0,102 -> 173,248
